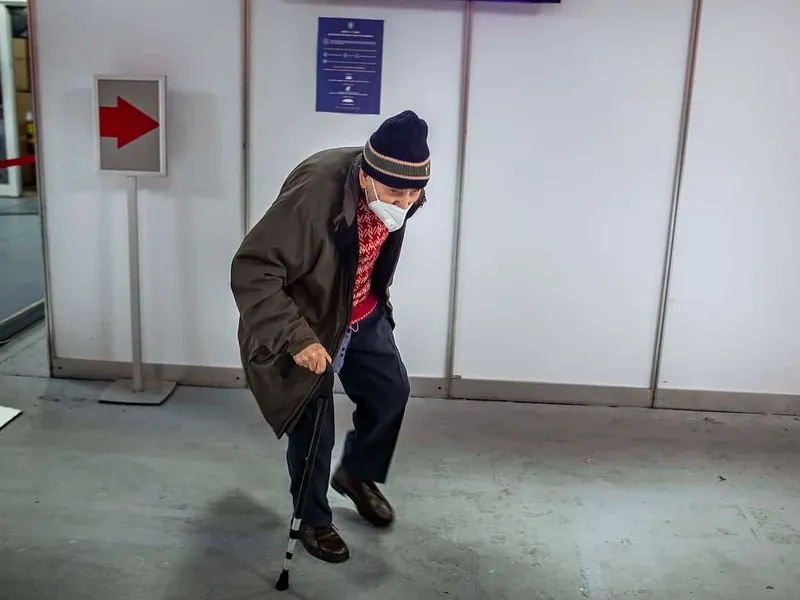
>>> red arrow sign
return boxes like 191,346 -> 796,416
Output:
99,96 -> 159,149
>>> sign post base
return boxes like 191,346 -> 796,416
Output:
99,379 -> 177,406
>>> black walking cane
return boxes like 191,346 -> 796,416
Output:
275,357 -> 335,592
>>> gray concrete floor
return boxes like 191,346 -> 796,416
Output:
0,320 -> 48,377
1,330 -> 800,599
0,196 -> 44,324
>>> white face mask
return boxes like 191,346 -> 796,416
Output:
367,179 -> 411,232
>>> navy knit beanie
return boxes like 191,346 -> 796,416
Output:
362,110 -> 430,190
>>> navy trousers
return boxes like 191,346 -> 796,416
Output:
286,306 -> 411,527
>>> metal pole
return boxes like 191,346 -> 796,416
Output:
241,0 -> 251,236
127,175 -> 144,393
444,0 -> 475,398
649,0 -> 704,403
26,0 -> 57,376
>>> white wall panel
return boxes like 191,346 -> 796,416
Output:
35,0 -> 243,367
454,0 -> 693,386
658,0 -> 800,395
250,0 -> 463,378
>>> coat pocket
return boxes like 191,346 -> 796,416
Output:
250,346 -> 273,365
247,336 -> 274,366
244,349 -> 321,438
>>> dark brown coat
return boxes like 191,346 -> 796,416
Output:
230,147 -> 425,438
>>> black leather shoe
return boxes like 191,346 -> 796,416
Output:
331,467 -> 394,528
298,523 -> 350,564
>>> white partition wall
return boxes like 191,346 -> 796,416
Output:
250,0 -> 464,385
451,0 -> 694,404
656,0 -> 800,414
35,0 -> 244,383
31,0 -> 800,415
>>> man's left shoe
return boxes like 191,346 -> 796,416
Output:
331,467 -> 394,528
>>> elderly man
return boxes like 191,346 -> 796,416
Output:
231,110 -> 430,563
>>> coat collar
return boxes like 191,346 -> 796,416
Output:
341,154 -> 363,228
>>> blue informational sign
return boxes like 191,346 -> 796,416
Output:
316,17 -> 384,115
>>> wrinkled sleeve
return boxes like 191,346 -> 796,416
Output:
230,196 -> 320,358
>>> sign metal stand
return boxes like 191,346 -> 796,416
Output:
93,74 -> 176,406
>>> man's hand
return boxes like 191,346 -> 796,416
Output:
293,343 -> 332,375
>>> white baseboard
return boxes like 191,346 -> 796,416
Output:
450,378 -> 651,407
53,358 -> 244,388
655,388 -> 800,416
50,358 -> 800,416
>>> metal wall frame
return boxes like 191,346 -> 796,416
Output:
443,0 -> 474,397
23,0 -> 55,376
648,0 -> 704,404
241,0 -> 251,236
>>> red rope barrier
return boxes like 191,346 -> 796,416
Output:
0,155 -> 35,168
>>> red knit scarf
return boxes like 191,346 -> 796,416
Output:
350,197 -> 389,325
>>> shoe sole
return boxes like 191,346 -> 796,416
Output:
331,478 -> 394,529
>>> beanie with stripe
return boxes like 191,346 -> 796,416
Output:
362,110 -> 431,190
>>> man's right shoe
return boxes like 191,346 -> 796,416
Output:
298,523 -> 350,564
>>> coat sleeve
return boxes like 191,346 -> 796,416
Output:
230,196 -> 321,358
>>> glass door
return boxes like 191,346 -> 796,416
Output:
0,2 -> 22,198
0,0 -> 45,351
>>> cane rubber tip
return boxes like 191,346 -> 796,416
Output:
275,570 -> 290,591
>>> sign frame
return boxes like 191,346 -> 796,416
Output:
316,17 -> 384,115
92,74 -> 167,177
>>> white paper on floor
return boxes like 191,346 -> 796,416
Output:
0,405 -> 22,431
